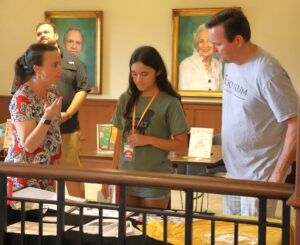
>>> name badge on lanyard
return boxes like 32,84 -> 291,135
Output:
123,143 -> 134,161
123,87 -> 159,162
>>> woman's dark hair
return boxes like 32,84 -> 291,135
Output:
14,43 -> 58,86
124,46 -> 181,118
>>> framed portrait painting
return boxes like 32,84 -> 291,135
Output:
45,11 -> 103,94
172,8 -> 226,97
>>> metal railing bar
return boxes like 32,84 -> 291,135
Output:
234,222 -> 239,245
163,214 -> 167,244
56,180 -> 65,245
0,176 -> 7,245
210,219 -> 215,245
282,199 -> 290,245
20,201 -> 25,245
118,185 -> 126,245
98,208 -> 103,245
142,212 -> 147,244
38,202 -> 43,245
258,197 -> 267,245
79,206 -> 84,244
185,190 -> 193,245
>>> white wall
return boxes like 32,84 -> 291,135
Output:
0,0 -> 299,101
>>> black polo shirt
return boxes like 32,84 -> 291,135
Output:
58,50 -> 90,134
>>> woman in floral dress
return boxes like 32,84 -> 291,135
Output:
5,43 -> 63,191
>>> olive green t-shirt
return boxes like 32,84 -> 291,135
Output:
113,91 -> 189,198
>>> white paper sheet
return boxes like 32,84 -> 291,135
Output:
72,219 -> 142,237
7,221 -> 73,236
11,187 -> 86,212
70,208 -> 133,218
188,127 -> 214,158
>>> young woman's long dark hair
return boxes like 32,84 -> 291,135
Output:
14,43 -> 58,87
124,46 -> 181,118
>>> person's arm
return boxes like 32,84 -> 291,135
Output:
127,132 -> 188,156
15,97 -> 62,153
268,116 -> 298,183
61,90 -> 87,123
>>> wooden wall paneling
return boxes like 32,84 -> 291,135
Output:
0,96 -> 11,123
182,106 -> 194,128
193,104 -> 222,134
78,99 -> 117,152
183,102 -> 222,134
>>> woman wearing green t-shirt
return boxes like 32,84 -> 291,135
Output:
102,46 -> 190,209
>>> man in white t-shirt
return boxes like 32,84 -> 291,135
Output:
206,8 -> 298,217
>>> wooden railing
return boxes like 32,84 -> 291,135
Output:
0,163 -> 294,245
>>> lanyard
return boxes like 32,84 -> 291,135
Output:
132,87 -> 159,133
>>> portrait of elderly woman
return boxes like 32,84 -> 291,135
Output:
178,24 -> 223,91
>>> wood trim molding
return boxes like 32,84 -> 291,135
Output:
78,99 -> 117,152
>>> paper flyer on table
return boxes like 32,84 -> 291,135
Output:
7,221 -> 73,236
188,127 -> 214,158
72,219 -> 142,237
11,187 -> 86,212
71,207 -> 133,218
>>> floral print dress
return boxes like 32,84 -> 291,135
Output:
5,84 -> 62,191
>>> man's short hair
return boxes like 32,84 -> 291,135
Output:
35,22 -> 58,34
206,8 -> 251,42
63,27 -> 84,44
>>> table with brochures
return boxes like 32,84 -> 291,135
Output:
169,145 -> 222,167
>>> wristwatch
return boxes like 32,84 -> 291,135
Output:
40,118 -> 51,125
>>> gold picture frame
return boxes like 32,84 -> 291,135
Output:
172,8 -> 226,98
45,11 -> 103,94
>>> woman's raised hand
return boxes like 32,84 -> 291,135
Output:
43,96 -> 63,120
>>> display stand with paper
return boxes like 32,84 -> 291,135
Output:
188,127 -> 214,158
